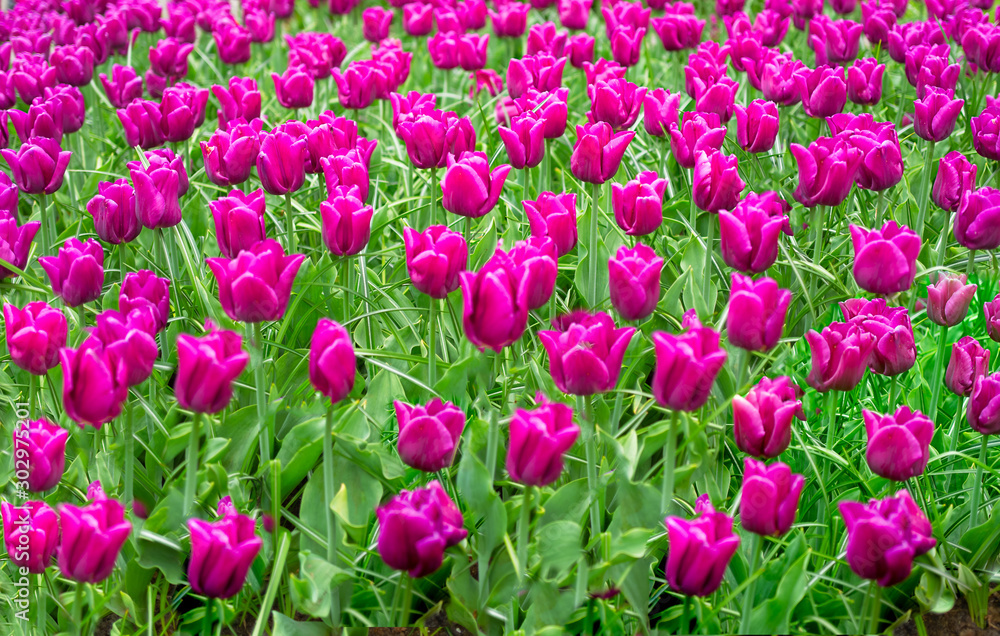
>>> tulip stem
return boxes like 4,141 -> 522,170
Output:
428,298 -> 438,389
430,169 -> 439,227
38,194 -> 50,257
28,374 -> 36,419
948,400 -> 966,492
584,397 -> 601,541
588,182 -> 601,308
285,193 -> 295,255
681,595 -> 691,633
701,214 -> 715,311
341,258 -> 352,322
874,191 -> 885,227
201,599 -> 212,636
927,325 -> 949,423
739,533 -> 761,635
36,573 -> 45,633
966,249 -> 976,276
521,167 -> 529,202
661,410 -> 680,515
970,435 -> 989,529
868,581 -> 883,634
323,405 -> 338,564
184,411 -> 202,517
516,485 -> 533,584
124,396 -> 134,513
399,574 -> 414,626
252,322 -> 271,467
72,582 -> 84,636
913,141 -> 936,245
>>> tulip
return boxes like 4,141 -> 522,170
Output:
397,111 -> 476,170
508,54 -> 567,99
163,3 -> 197,42
87,179 -> 140,245
320,185 -> 373,256
3,302 -> 67,375
587,78 -> 646,132
256,129 -> 309,196
861,5 -> 896,45
38,238 -> 104,308
176,321 -> 250,414
528,22 -> 569,57
441,152 -> 511,219
809,16 -> 863,66
719,192 -> 792,274
668,111 -> 727,169
583,58 -> 628,86
694,77 -> 739,123
955,187 -> 1000,251
927,273 -> 977,327
207,239 -> 306,323
321,149 -> 370,202
755,9 -> 790,46
850,221 -> 920,295
376,481 -> 467,578
403,225 -> 468,298
490,2 -> 530,37
0,172 -> 15,218
761,55 -> 808,106
805,321 -> 875,392
460,248 -> 530,352
612,171 -> 666,236
863,407 -> 934,481
390,91 -> 437,131
734,100 -> 779,153
790,136 -> 863,207
948,336 -> 990,397
986,294 -> 1000,343
10,99 -> 64,144
0,217 -> 39,279
693,151 -> 744,213
539,311 -> 636,395
508,395 -> 580,486
10,54 -> 57,105
60,338 -> 127,428
146,70 -> 168,100
972,97 -> 1000,162
1,501 -> 59,573
214,23 -> 252,65
839,491 -> 935,587
603,2 -> 651,36
740,458 -> 804,536
798,65 -> 847,119
652,311 -> 728,411
50,44 -> 95,87
119,270 -> 171,333
727,274 -> 791,352
159,84 -> 208,144
517,88 -> 570,139
559,0 -> 592,30
272,65 -> 314,110
188,513 -> 262,598
99,65 -> 144,109
212,78 -> 262,128
846,125 -> 904,192
524,193 -> 577,256
933,151 -> 977,213
643,88 -> 680,137
733,376 -> 804,458
395,399 -> 466,472
2,138 -> 72,196
363,7 -> 393,42
665,494 -> 741,597
116,99 -> 164,149
0,71 -> 14,111
12,418 -> 68,492
201,119 -> 262,188
498,110 -> 546,169
608,244 -> 663,322
458,34 -> 489,71
841,298 -> 916,377
287,33 -> 348,80
914,88 -> 964,144
209,189 -> 267,258
914,52 -> 961,99
90,309 -> 158,387
510,237 -> 558,310
469,70 -> 504,99
128,151 -> 185,229
307,318 -> 356,403
610,26 -> 645,67
402,4 -> 434,36
570,122 -> 635,184
651,14 -> 704,51
458,0 -> 488,29
149,37 -> 194,81
969,371 -> 1000,434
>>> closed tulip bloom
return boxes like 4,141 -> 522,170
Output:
470,70 -> 504,99
45,86 -> 86,137
913,88 -> 964,144
846,58 -> 884,106
12,418 -> 67,492
457,34 -> 489,71
2,138 -> 72,196
510,237 -> 558,310
10,55 -> 57,105
50,44 -> 95,87
460,248 -> 530,352
1,501 -> 58,573
498,110 -> 546,169
209,189 -> 267,258
643,88 -> 680,137
402,4 -> 434,35
693,151 -> 744,213
188,513 -> 262,599
517,88 -> 570,139
201,119 -> 262,188
524,192 -> 577,256
403,225 -> 468,298
286,33 -> 348,80
207,239 -> 306,323
741,458 -> 804,536
797,65 -> 847,119
0,216 -> 39,279
570,122 -> 635,184
428,33 -> 460,70
86,179 -> 138,244
508,54 -> 567,99
948,336 -> 990,397
39,238 -> 104,307
272,65 -> 314,110
99,65 -> 143,109
608,244 -> 663,322
213,77 -> 262,128
972,97 -> 1000,162
149,37 -> 193,81
755,9 -> 790,46
735,100 -> 779,153
320,185 -> 374,256
587,78 -> 647,132
214,23 -> 252,65
11,99 -> 64,144
604,0 -> 651,34
0,172 -> 15,219
927,273 -> 977,327
116,99 -> 163,149
60,338 -> 127,427
761,55 -> 807,106
508,395 -> 580,486
158,85 -> 209,144
395,399 -> 466,472
610,26 -> 645,67
397,111 -> 477,170
307,319 -> 357,404
733,376 -> 804,458
863,407 -> 934,481
176,322 -> 249,413
613,171 -> 667,236
727,274 -> 791,352
490,2 -> 530,37
528,22 -> 569,57
806,321 -> 875,392
540,311 -> 636,395
719,192 -> 792,274
3,302 -> 67,375
363,7 -> 393,42
665,494 -> 741,597
669,111 -> 727,169
91,309 -> 159,387
933,151 -> 977,213
652,311 -> 728,411
128,153 -> 183,229
848,127 -> 904,192
791,137 -> 863,207
651,14 -> 705,51
839,491 -> 935,587
956,187 -> 1000,251
970,372 -> 1000,435
559,0 -> 592,29
809,16 -> 862,65
321,150 -> 371,202
584,58 -> 628,86
441,152 -> 511,219
119,270 -> 170,333
256,130 -> 309,196
841,298 -> 915,376
987,295 -> 1000,342
694,77 -> 739,123
162,3 -> 197,42
376,482 -> 467,578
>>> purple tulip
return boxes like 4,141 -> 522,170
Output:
517,88 -> 570,139
10,99 -> 64,144
376,481 -> 467,578
927,273 -> 977,328
0,216 -> 39,279
956,187 -> 1000,251
734,100 -> 779,154
733,376 -> 804,458
212,77 -> 262,128
643,88 -> 680,137
609,25 -> 645,67
510,237 -> 558,310
508,54 -> 566,99
570,122 -> 635,184
809,16 -> 862,65
162,3 -> 197,42
761,54 -> 808,106
460,248 -> 530,352
863,407 -> 933,481
99,65 -> 144,109
972,97 -> 1000,162
587,78 -> 647,132
470,70 -> 504,98
668,111 -> 727,169
790,136 -> 863,207
87,179 -> 140,245
272,65 -> 314,110
3,301 -> 66,376
652,311 -> 728,411
308,318 -> 356,403
933,151 -> 977,213
175,321 -> 250,414
441,151 -> 511,219
149,37 -> 193,81
397,110 -> 476,170
209,189 -> 267,258
727,274 -> 791,352
806,321 -> 875,392
38,238 -> 104,307
839,491 -> 935,587
333,61 -> 384,111
947,336 -> 990,397
119,270 -> 171,333
319,185 -> 373,256
498,110 -> 546,169
363,7 -> 393,42
321,149 -> 371,202
850,221 -> 920,295
12,418 -> 68,492
214,23 -> 252,65
49,45 -> 95,87
741,458 -> 804,536
693,151 -> 744,213
525,192 -> 578,256
612,171 -> 666,237
1,501 -> 59,573
540,311 -> 636,395
845,58 -> 884,108
188,513 -> 262,599
90,309 -> 159,387
861,4 -> 896,45
158,84 -> 209,144
584,58 -> 628,85
201,119 -> 262,188
507,394 -> 579,486
490,2 -> 530,37
57,497 -> 132,583
256,129 -> 309,196
719,192 -> 792,274
402,4 -> 434,35
797,65 -> 847,119
665,494 -> 740,597
10,54 -> 57,105
2,138 -> 72,196
128,151 -> 184,229
755,9 -> 790,46
395,399 -> 466,472
559,0 -> 592,29
207,239 -> 306,323
693,77 -> 739,124
841,298 -> 916,377
528,22 -> 568,57
651,13 -> 704,51
914,88 -> 964,144
60,338 -> 127,428
969,371 -> 1000,435
608,244 -> 663,322
286,32 -> 347,79
116,99 -> 163,149
403,225 -> 468,299
838,123 -> 903,192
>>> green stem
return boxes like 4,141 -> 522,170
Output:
869,581 -> 883,635
184,412 -> 202,517
588,182 -> 601,308
584,397 -> 600,541
341,257 -> 351,323
428,298 -> 438,389
38,194 -> 50,257
970,435 -> 989,529
913,141 -> 936,241
739,533 -> 761,635
430,169 -> 439,227
681,595 -> 691,633
701,215 -> 715,311
36,573 -> 45,634
77,305 -> 86,332
661,410 -> 680,514
124,396 -> 134,511
201,599 -> 213,636
118,243 -> 126,285
967,249 -> 976,275
948,399 -> 965,492
935,212 -> 952,269
399,574 -> 414,626
517,485 -> 533,584
521,167 -> 529,202
927,325 -> 949,422
688,170 -> 697,228
72,583 -> 84,636
28,374 -> 36,419
253,322 -> 270,466
249,533 -> 290,636
874,190 -> 885,227
323,406 -> 337,564
285,193 -> 295,255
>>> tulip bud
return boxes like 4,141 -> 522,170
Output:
507,54 -> 566,99
176,322 -> 250,414
90,309 -> 159,387
12,419 -> 68,492
652,311 -> 728,411
60,338 -> 128,428
970,372 -> 1000,435
507,394 -> 580,486
610,25 -> 645,67
797,65 -> 847,119
0,217 -> 39,279
397,110 -> 476,170
320,185 -> 374,256
332,61 -> 382,110
947,336 -> 990,397
441,151 -> 511,219
956,187 -> 1000,251
2,138 -> 72,196
587,78 -> 646,132
849,221 -> 920,295
568,34 -> 595,67
510,237 -> 558,310
207,239 -> 306,323
915,87 -> 964,144
10,98 -> 64,144
790,136 -> 863,207
87,179 -> 140,244
201,119 -> 262,188
309,318 -> 356,403
612,171 -> 666,236
718,192 -> 792,274
256,129 -> 309,196
559,0 -> 592,30
209,189 -> 267,258
38,238 -> 104,307
128,151 -> 185,229
403,225 -> 468,298
972,97 -> 1000,162
863,407 -> 934,481
460,248 -> 530,352
395,399 -> 466,472
149,37 -> 194,81
651,14 -> 705,51
727,274 -> 791,352
642,88 -> 680,137
3,301 -> 67,375
808,16 -> 863,66
2,501 -> 59,573
498,110 -> 546,170
607,244 -> 663,322
212,77 -> 262,128
188,513 -> 262,598
376,481 -> 467,577
403,4 -> 434,35
693,150 -> 744,212
163,3 -> 197,43
845,58 -> 884,106
839,491 -> 935,586
735,100 -> 780,153
740,458 -> 804,536
933,151 -> 977,213
272,65 -> 314,110
805,321 -> 875,392
570,122 -> 635,184
665,495 -> 741,597
524,192 -> 577,256
733,376 -> 804,458
363,7 -> 393,42
668,111 -> 727,169
927,273 -> 977,327
116,99 -> 163,149
840,298 -> 915,376
214,23 -> 252,65
490,2 -> 531,37
286,32 -> 347,79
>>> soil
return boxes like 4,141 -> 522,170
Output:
894,595 -> 1000,636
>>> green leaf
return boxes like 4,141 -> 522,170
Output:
271,611 -> 331,636
748,541 -> 810,633
536,520 -> 582,579
959,506 -> 1000,570
539,479 -> 591,528
135,530 -> 186,585
274,416 -> 324,498
329,453 -> 383,545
